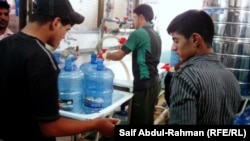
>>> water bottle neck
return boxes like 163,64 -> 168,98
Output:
96,59 -> 105,71
64,55 -> 77,71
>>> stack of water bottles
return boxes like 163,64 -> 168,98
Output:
56,52 -> 114,114
233,105 -> 250,125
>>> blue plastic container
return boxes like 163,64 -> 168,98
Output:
53,52 -> 64,69
58,54 -> 84,113
83,59 -> 114,114
80,53 -> 98,73
80,53 -> 97,104
113,107 -> 128,125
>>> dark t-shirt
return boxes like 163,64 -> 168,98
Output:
121,24 -> 162,90
0,32 -> 60,141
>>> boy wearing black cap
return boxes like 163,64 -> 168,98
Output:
0,0 -> 119,141
103,4 -> 162,125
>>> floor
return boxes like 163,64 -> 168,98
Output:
56,91 -> 169,141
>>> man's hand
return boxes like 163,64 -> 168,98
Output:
102,51 -> 110,61
96,118 -> 120,137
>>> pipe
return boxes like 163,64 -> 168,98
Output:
95,35 -> 131,81
99,0 -> 132,40
126,0 -> 134,21
105,0 -> 112,19
99,17 -> 129,40
97,0 -> 133,82
95,35 -> 120,54
154,107 -> 169,125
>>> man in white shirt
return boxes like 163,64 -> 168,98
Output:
0,1 -> 13,40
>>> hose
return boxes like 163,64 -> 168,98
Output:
95,35 -> 120,54
118,59 -> 131,81
95,35 -> 131,81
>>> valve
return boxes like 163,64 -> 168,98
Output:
161,63 -> 171,72
119,37 -> 127,45
97,48 -> 107,59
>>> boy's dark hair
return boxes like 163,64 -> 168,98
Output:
0,1 -> 10,10
167,9 -> 215,46
133,4 -> 154,22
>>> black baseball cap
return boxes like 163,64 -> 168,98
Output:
0,1 -> 10,9
32,0 -> 85,24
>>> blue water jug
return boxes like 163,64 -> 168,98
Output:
112,105 -> 128,125
80,53 -> 97,73
58,54 -> 84,113
83,59 -> 114,114
53,52 -> 64,69
79,53 -> 97,103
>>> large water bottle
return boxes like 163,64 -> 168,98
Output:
79,53 -> 97,109
112,105 -> 128,125
58,54 -> 84,113
83,59 -> 114,114
80,53 -> 97,73
53,52 -> 64,69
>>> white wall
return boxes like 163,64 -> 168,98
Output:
139,0 -> 203,63
153,0 -> 203,51
56,0 -> 204,63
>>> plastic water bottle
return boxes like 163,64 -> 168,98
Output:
53,52 -> 64,69
58,54 -> 84,113
80,53 -> 97,73
79,53 -> 97,104
113,103 -> 128,125
83,59 -> 114,114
